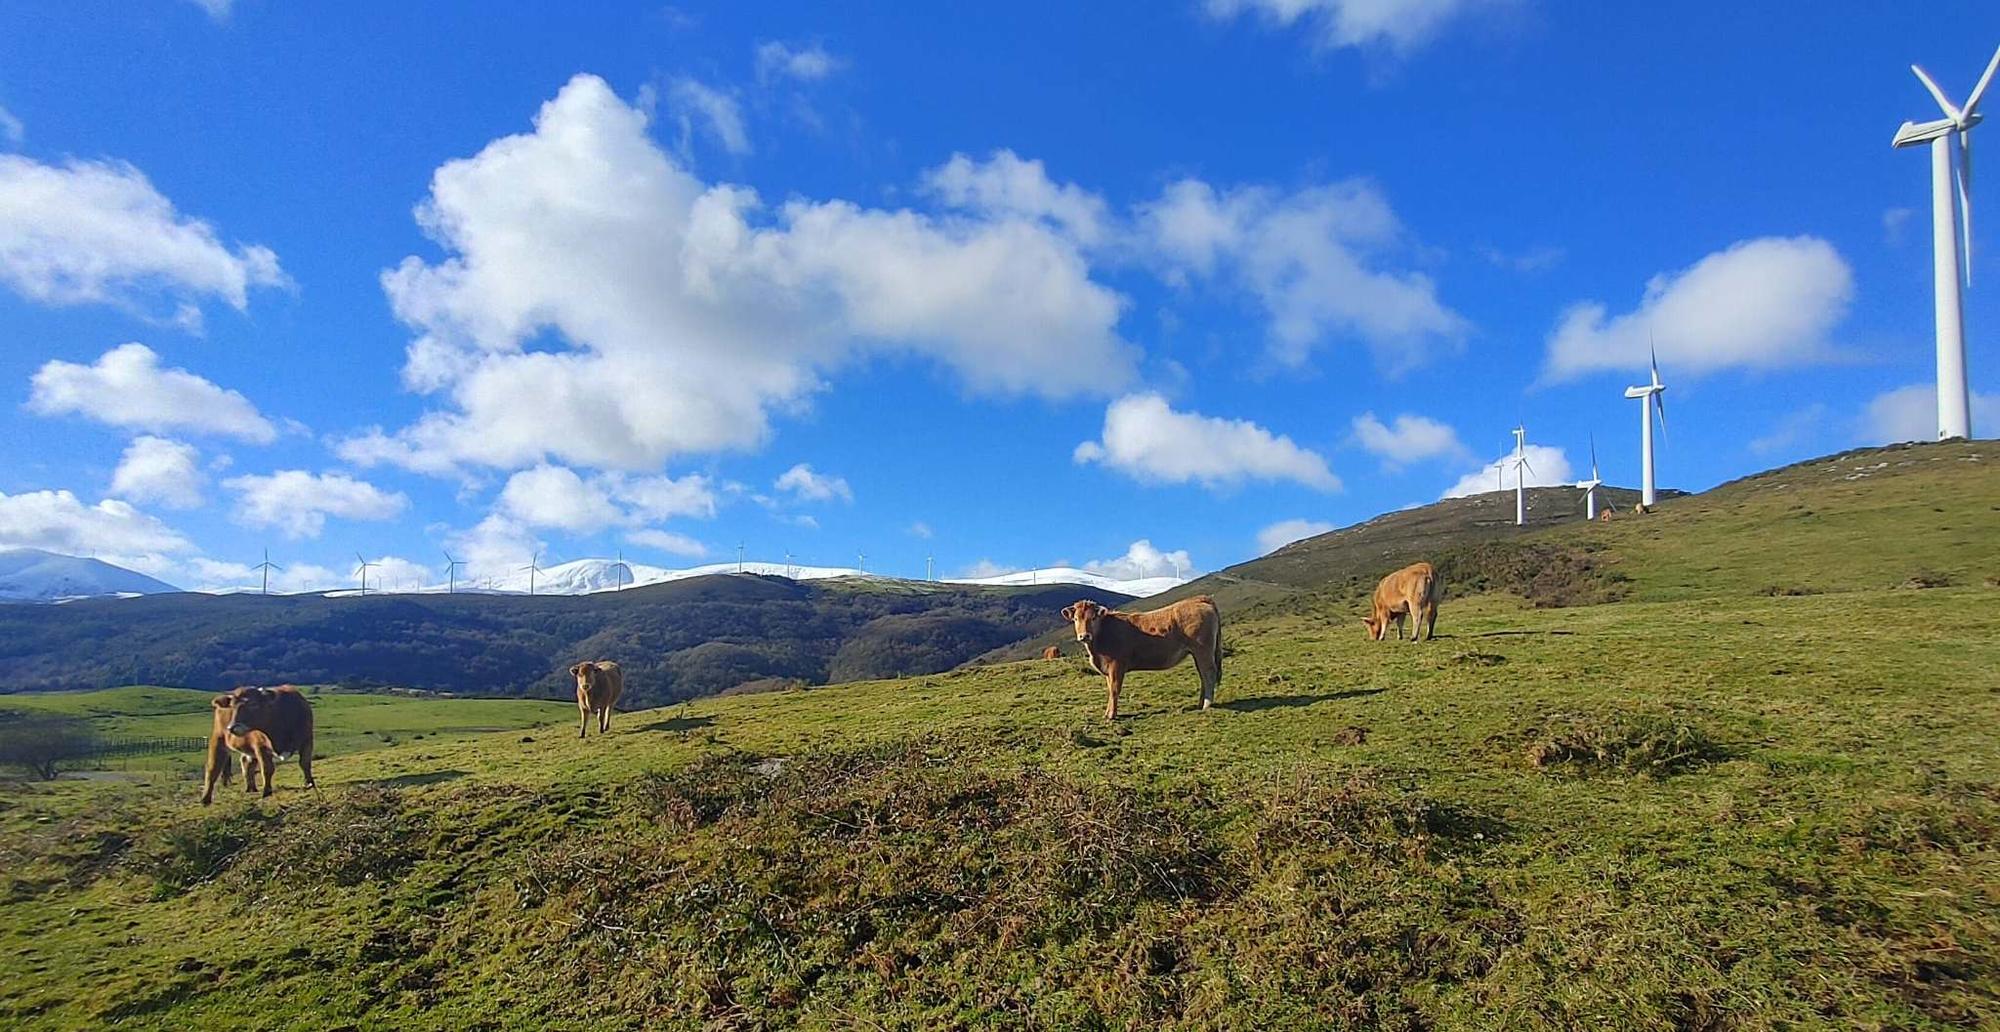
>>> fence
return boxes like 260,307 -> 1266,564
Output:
83,736 -> 208,761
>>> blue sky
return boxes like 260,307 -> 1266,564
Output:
1,0 -> 1995,591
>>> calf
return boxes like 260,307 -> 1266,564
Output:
571,661 -> 625,738
202,686 -> 316,805
1062,596 -> 1223,720
1041,646 -> 1062,661
1362,561 -> 1441,643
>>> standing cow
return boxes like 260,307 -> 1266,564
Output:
570,661 -> 624,738
1062,596 -> 1223,720
1362,561 -> 1442,643
202,685 -> 316,805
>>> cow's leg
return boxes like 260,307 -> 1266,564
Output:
298,730 -> 316,790
579,705 -> 590,739
202,736 -> 228,805
257,746 -> 276,798
243,751 -> 260,794
599,706 -> 611,734
1192,646 -> 1218,711
1104,663 -> 1125,721
1423,601 -> 1439,642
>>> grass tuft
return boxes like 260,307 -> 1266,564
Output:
1521,711 -> 1726,777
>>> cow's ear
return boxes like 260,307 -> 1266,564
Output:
569,663 -> 583,677
212,695 -> 232,709
1060,605 -> 1075,621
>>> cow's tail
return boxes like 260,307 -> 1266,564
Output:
1211,608 -> 1225,686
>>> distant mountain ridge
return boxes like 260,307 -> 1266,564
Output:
0,548 -> 179,603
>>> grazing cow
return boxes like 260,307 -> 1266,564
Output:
1042,646 -> 1062,661
1598,507 -> 1615,522
202,685 -> 316,805
1363,561 -> 1442,643
1062,596 -> 1223,720
570,661 -> 625,738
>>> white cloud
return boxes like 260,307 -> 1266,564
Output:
1073,393 -> 1340,491
1543,237 -> 1854,381
668,77 -> 751,156
1084,539 -> 1194,580
496,463 -> 717,531
1749,404 -> 1829,457
1350,411 -> 1468,468
223,470 -> 408,539
1138,178 -> 1467,367
925,150 -> 1110,246
1257,518 -> 1335,553
111,436 -> 204,508
347,74 -> 1131,476
1441,444 -> 1574,499
28,343 -> 277,441
1859,384 -> 2000,444
1882,207 -> 1914,245
0,105 -> 22,146
626,528 -> 708,558
1203,0 -> 1496,54
183,557 -> 346,594
0,488 -> 194,567
960,558 -> 1017,579
908,521 -> 934,539
773,463 -> 853,503
755,41 -> 844,83
185,0 -> 235,19
446,514 -> 544,582
0,155 -> 283,321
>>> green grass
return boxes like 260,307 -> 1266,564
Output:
0,442 -> 1996,1029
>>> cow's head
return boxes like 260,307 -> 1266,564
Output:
569,662 -> 597,690
218,687 -> 276,737
1061,600 -> 1108,646
1360,614 -> 1383,641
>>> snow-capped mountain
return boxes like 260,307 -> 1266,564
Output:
945,566 -> 1184,599
0,548 -> 180,603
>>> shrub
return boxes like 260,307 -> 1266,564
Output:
0,712 -> 100,780
1523,711 -> 1725,776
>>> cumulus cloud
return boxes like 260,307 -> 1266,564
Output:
755,41 -> 844,83
667,77 -> 751,156
1543,237 -> 1854,380
1748,404 -> 1829,457
1441,445 -> 1574,499
0,105 -> 22,146
908,521 -> 934,539
0,488 -> 194,567
497,463 -> 718,531
446,514 -> 545,582
959,558 -> 1017,579
1138,178 -> 1467,368
183,557 -> 346,594
223,470 -> 408,539
1350,411 -> 1468,468
925,150 -> 1110,247
0,155 -> 284,323
1084,540 -> 1194,581
626,528 -> 708,558
773,463 -> 853,503
111,436 -> 204,508
346,75 -> 1131,476
1858,384 -> 2000,444
1074,393 -> 1340,491
1203,0 -> 1495,53
28,343 -> 277,441
1257,518 -> 1335,554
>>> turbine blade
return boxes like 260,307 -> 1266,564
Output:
1590,433 -> 1599,477
1654,393 -> 1668,439
1960,129 -> 1975,286
1914,65 -> 1962,121
1967,44 -> 2000,114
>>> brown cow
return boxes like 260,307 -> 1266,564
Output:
202,685 -> 316,805
1362,561 -> 1441,643
570,661 -> 624,738
1062,596 -> 1222,720
1041,646 -> 1062,661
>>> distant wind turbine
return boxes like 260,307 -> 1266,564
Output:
353,553 -> 377,596
1510,426 -> 1534,526
1575,435 -> 1604,520
856,551 -> 867,574
253,548 -> 281,596
612,550 -> 631,591
442,550 -> 465,594
1624,345 -> 1668,507
784,549 -> 795,579
926,554 -> 934,582
521,551 -> 542,596
1893,45 -> 1998,440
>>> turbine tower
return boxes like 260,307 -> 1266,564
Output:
253,548 -> 281,596
442,550 -> 465,594
611,550 -> 631,591
1893,45 -> 1998,440
737,541 -> 745,574
856,551 -> 867,574
1624,348 -> 1668,507
926,554 -> 934,582
1575,435 -> 1604,520
784,549 -> 795,579
1510,426 -> 1534,526
520,551 -> 542,596
354,553 -> 377,597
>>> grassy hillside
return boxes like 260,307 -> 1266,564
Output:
0,577 -> 1132,706
0,442 -> 1995,1029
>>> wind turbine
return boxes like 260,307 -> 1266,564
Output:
442,550 -> 465,594
1624,346 -> 1668,508
784,549 -> 795,579
1510,426 -> 1534,526
354,553 -> 377,597
737,541 -> 745,574
611,550 -> 631,591
856,551 -> 867,574
925,554 -> 934,581
1575,435 -> 1604,520
520,551 -> 542,596
253,548 -> 281,596
1894,45 -> 1998,440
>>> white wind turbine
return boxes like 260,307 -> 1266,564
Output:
1894,45 -> 1999,441
442,550 -> 465,594
1624,346 -> 1667,507
353,553 -> 377,597
1575,435 -> 1604,520
520,551 -> 542,596
1510,426 -> 1533,526
253,548 -> 281,596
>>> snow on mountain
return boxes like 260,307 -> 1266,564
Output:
944,566 -> 1184,599
324,557 -> 1181,599
0,548 -> 180,603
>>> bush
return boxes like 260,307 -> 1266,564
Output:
0,711 -> 100,780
